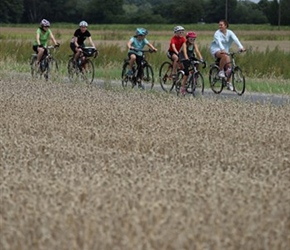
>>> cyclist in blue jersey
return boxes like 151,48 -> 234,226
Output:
126,28 -> 157,76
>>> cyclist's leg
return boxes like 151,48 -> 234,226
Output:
180,60 -> 190,94
126,53 -> 136,76
36,46 -> 45,65
215,51 -> 230,77
170,52 -> 179,77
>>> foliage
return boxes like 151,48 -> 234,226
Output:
1,0 -> 290,26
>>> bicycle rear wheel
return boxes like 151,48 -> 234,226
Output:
121,61 -> 134,89
209,65 -> 223,94
232,66 -> 245,96
189,72 -> 204,96
159,61 -> 174,92
142,64 -> 154,90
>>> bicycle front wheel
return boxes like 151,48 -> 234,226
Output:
68,58 -> 81,83
121,61 -> 134,89
142,64 -> 154,90
209,65 -> 223,94
81,59 -> 95,84
46,58 -> 59,81
232,66 -> 245,96
30,56 -> 42,80
190,72 -> 204,96
159,61 -> 174,92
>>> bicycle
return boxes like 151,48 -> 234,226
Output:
30,44 -> 59,81
159,58 -> 206,96
175,58 -> 206,96
209,50 -> 246,96
67,47 -> 98,84
121,49 -> 155,90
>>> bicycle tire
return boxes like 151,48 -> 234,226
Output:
175,70 -> 184,96
46,57 -> 59,81
30,55 -> 42,80
232,66 -> 246,96
209,65 -> 223,94
159,61 -> 174,92
68,57 -> 80,83
190,72 -> 204,96
81,59 -> 95,84
121,61 -> 134,89
142,64 -> 154,90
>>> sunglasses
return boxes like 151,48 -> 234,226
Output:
189,38 -> 196,40
44,26 -> 50,28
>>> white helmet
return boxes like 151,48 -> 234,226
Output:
40,19 -> 50,27
79,21 -> 88,27
174,26 -> 185,33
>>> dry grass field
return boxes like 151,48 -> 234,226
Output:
1,77 -> 290,250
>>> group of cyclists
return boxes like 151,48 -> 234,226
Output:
33,18 -> 245,92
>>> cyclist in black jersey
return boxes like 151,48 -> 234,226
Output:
70,21 -> 97,63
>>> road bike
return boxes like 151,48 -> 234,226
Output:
159,58 -> 206,96
121,49 -> 155,90
30,45 -> 59,81
175,58 -> 206,96
67,47 -> 98,84
209,50 -> 246,96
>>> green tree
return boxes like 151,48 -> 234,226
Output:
85,0 -> 124,23
0,0 -> 24,23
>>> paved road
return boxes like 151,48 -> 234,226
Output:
95,79 -> 290,106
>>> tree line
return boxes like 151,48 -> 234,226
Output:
0,0 -> 289,26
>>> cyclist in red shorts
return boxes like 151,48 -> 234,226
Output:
167,26 -> 186,79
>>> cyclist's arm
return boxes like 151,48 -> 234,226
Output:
181,43 -> 188,60
127,39 -> 134,50
147,43 -> 157,52
36,32 -> 41,46
87,36 -> 96,49
49,32 -> 58,46
171,44 -> 179,55
194,43 -> 203,61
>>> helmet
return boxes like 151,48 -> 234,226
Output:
136,28 -> 148,36
79,21 -> 88,27
40,19 -> 50,27
174,26 -> 185,33
186,31 -> 197,39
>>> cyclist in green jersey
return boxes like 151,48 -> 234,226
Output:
32,19 -> 59,66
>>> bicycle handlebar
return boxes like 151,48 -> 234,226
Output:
131,48 -> 156,53
224,49 -> 246,56
47,44 -> 60,49
189,57 -> 207,69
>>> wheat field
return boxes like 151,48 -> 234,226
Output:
1,77 -> 290,250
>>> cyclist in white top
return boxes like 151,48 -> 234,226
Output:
210,19 -> 246,90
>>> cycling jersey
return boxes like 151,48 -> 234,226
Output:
33,28 -> 51,47
71,29 -> 91,46
128,37 -> 149,56
168,35 -> 186,53
210,29 -> 243,56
